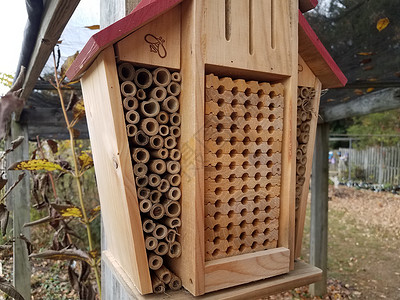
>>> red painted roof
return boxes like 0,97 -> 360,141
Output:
66,0 -> 183,80
298,11 -> 347,88
299,0 -> 318,13
67,0 -> 346,88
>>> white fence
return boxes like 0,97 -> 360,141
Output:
337,146 -> 400,185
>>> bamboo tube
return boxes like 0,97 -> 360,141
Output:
143,218 -> 156,233
148,254 -> 163,271
148,174 -> 161,187
155,241 -> 169,256
171,72 -> 181,82
298,132 -> 310,144
118,62 -> 135,81
152,224 -> 168,239
166,229 -> 177,243
168,274 -> 182,291
170,126 -> 181,138
300,143 -> 308,154
140,99 -> 160,118
167,81 -> 181,96
297,97 -> 302,107
168,241 -> 182,258
151,273 -> 165,293
157,179 -> 170,193
162,96 -> 180,113
296,185 -> 303,196
297,164 -> 306,176
156,111 -> 169,124
164,136 -> 177,150
133,163 -> 148,177
154,265 -> 172,284
152,67 -> 171,87
149,159 -> 167,174
145,235 -> 158,251
167,187 -> 181,201
150,148 -> 169,160
139,199 -> 152,213
300,155 -> 307,165
138,187 -> 150,200
166,161 -> 180,174
296,148 -> 303,161
164,200 -> 181,217
126,124 -> 138,137
135,175 -> 149,188
297,127 -> 301,138
150,86 -> 167,102
169,149 -> 181,161
150,190 -> 162,203
300,86 -> 311,99
136,89 -> 147,100
297,175 -> 305,185
158,125 -> 169,137
123,96 -> 139,110
141,118 -> 159,137
134,68 -> 153,89
125,110 -> 140,124
149,135 -> 164,149
300,111 -> 308,122
297,116 -> 302,126
150,203 -> 165,220
121,81 -> 137,97
132,148 -> 150,164
132,130 -> 149,146
300,122 -> 310,133
169,113 -> 181,126
162,217 -> 181,228
165,174 -> 181,186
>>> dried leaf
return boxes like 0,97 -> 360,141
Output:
0,176 -> 7,190
367,88 -> 375,93
51,203 -> 82,218
0,136 -> 24,161
0,203 -> 9,236
357,52 -> 375,56
71,128 -> 81,139
46,139 -> 58,154
354,89 -> 364,95
24,215 -> 62,228
66,92 -> 80,111
78,151 -> 93,171
359,58 -> 372,65
0,278 -> 25,300
8,159 -> 65,172
376,17 -> 389,32
60,51 -> 79,80
85,25 -> 100,30
71,100 -> 85,126
29,248 -> 91,264
363,65 -> 374,71
68,261 -> 96,300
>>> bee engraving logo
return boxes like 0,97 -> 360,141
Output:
144,34 -> 167,58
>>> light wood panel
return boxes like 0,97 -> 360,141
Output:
204,0 -> 293,77
204,248 -> 290,293
81,46 -> 152,294
116,5 -> 181,69
298,55 -> 316,87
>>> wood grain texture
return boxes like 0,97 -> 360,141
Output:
66,0 -> 183,80
203,0 -> 292,77
294,79 -> 322,259
204,248 -> 290,293
81,47 -> 152,294
298,11 -> 347,88
298,55 -> 316,87
167,0 -> 205,296
116,5 -> 181,69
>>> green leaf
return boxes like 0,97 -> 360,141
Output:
8,159 -> 65,172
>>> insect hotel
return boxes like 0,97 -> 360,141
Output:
67,0 -> 346,297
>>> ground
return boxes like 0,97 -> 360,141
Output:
1,185 -> 400,299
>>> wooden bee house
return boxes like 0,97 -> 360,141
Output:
67,0 -> 346,297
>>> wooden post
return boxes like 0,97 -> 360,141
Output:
100,0 -> 140,28
6,120 -> 30,300
309,122 -> 329,297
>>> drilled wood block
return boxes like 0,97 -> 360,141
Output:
205,101 -> 284,118
205,114 -> 283,131
205,176 -> 281,191
204,129 -> 283,143
204,140 -> 282,154
205,165 -> 281,180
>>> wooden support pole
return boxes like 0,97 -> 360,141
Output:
309,122 -> 329,296
6,120 -> 30,300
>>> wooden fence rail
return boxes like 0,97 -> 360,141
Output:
337,146 -> 400,186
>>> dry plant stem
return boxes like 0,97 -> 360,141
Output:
52,53 -> 102,297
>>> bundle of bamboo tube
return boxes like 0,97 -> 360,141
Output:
118,62 -> 182,293
295,86 -> 316,210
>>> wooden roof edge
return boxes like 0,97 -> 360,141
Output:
299,0 -> 318,13
66,0 -> 183,81
298,11 -> 347,89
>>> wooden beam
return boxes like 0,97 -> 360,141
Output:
6,121 -> 30,300
100,0 -> 141,28
319,88 -> 400,123
299,0 -> 318,13
309,123 -> 329,296
20,0 -> 80,101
